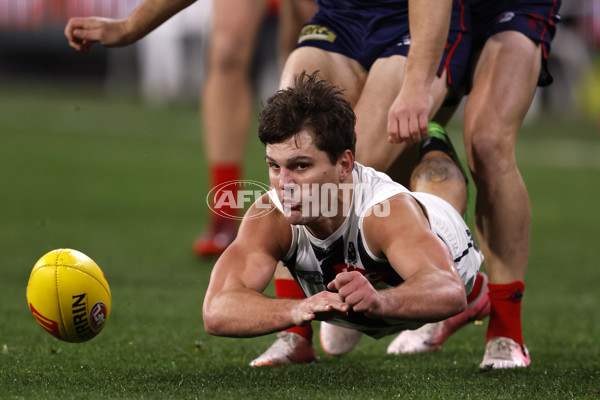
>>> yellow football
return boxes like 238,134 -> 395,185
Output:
26,249 -> 111,343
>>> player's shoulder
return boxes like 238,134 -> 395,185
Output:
362,193 -> 429,235
373,192 -> 425,218
361,193 -> 432,257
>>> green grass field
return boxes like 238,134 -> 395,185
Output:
1,83 -> 599,399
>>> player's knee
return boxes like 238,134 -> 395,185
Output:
466,127 -> 517,178
412,154 -> 465,187
208,34 -> 253,74
410,155 -> 467,213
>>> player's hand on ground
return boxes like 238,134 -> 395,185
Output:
387,84 -> 433,144
65,17 -> 131,52
291,291 -> 349,326
327,271 -> 383,318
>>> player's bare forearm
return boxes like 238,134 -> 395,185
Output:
65,0 -> 196,51
379,248 -> 466,321
203,286 -> 349,337
387,0 -> 452,143
202,241 -> 287,337
406,0 -> 452,87
125,0 -> 197,43
375,269 -> 466,322
327,269 -> 464,322
203,288 -> 302,337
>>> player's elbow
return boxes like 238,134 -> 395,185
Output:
202,298 -> 226,336
203,319 -> 222,337
444,284 -> 467,318
203,310 -> 227,337
202,311 -> 218,336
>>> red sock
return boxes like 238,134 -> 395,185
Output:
486,281 -> 525,346
466,272 -> 485,304
209,164 -> 241,221
274,279 -> 313,341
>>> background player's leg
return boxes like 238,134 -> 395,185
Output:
277,0 -> 318,66
462,31 -> 542,368
194,0 -> 268,257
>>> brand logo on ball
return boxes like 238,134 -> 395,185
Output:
206,180 -> 274,221
90,302 -> 108,329
72,293 -> 95,340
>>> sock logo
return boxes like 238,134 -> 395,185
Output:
509,289 -> 523,303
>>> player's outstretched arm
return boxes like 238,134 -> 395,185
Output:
65,0 -> 196,51
336,194 -> 466,321
203,195 -> 348,338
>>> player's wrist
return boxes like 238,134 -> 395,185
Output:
289,299 -> 310,327
120,18 -> 145,45
368,290 -> 394,319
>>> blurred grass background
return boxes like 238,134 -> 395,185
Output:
0,81 -> 599,398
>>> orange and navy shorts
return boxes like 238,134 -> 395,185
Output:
470,0 -> 562,86
295,0 -> 471,96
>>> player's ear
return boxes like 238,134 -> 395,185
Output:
338,149 -> 354,180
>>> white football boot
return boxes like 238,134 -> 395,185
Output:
387,322 -> 447,354
387,272 -> 490,354
479,337 -> 530,370
249,332 -> 316,367
319,322 -> 363,356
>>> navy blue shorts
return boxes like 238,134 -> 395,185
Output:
470,0 -> 562,86
295,0 -> 471,95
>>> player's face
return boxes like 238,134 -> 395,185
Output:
265,130 -> 348,226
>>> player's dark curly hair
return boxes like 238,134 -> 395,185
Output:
258,71 -> 356,165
